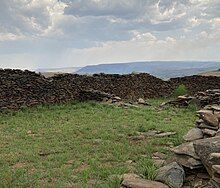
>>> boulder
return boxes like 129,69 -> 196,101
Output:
121,173 -> 169,188
155,162 -> 185,188
138,98 -> 149,105
198,111 -> 219,128
183,128 -> 203,141
194,136 -> 220,176
202,129 -> 217,137
171,142 -> 200,159
172,154 -> 203,169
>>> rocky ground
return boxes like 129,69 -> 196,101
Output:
120,90 -> 220,188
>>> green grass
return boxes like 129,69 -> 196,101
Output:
0,99 -> 197,187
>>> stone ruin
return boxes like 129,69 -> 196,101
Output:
0,69 -> 172,111
169,103 -> 220,188
163,89 -> 220,107
1,69 -> 220,111
0,69 -> 220,187
121,90 -> 220,188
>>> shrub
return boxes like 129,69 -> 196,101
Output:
172,84 -> 188,97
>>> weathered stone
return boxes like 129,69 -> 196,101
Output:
198,111 -> 219,128
197,109 -> 214,114
202,129 -> 217,137
123,103 -> 139,108
130,135 -> 145,141
171,142 -> 200,159
138,98 -> 149,105
197,172 -> 211,180
204,105 -> 220,112
153,152 -> 166,159
172,154 -> 203,169
183,128 -> 203,141
207,179 -> 220,188
196,123 -> 219,130
209,153 -> 220,165
212,165 -> 220,175
121,173 -> 169,188
112,96 -> 122,101
143,130 -> 162,137
155,162 -> 185,188
196,119 -> 204,125
155,132 -> 176,138
194,136 -> 220,176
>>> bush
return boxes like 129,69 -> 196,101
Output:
172,84 -> 188,97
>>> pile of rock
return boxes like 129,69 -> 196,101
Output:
1,69 -> 220,111
163,89 -> 220,107
167,104 -> 220,187
195,89 -> 220,107
0,69 -> 173,110
169,75 -> 220,95
52,73 -> 173,101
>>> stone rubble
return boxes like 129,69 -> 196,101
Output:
169,102 -> 220,187
163,89 -> 220,108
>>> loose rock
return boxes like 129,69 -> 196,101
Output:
121,173 -> 169,188
198,111 -> 219,128
155,162 -> 185,188
171,142 -> 200,160
183,128 -> 203,141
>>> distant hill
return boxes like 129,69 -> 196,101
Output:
199,69 -> 220,77
76,61 -> 220,79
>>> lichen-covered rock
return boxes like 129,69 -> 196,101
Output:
155,162 -> 185,188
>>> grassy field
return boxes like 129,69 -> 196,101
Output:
0,99 -> 197,188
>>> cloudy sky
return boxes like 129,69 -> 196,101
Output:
0,0 -> 220,70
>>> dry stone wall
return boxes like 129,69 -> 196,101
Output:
169,76 -> 220,95
1,69 -> 220,111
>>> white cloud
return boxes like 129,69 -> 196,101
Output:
0,0 -> 219,69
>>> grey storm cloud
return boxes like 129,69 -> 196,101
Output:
0,0 -> 219,69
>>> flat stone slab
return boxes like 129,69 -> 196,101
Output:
171,142 -> 200,160
172,154 -> 203,169
121,173 -> 169,188
202,129 -> 217,137
183,128 -> 203,141
155,132 -> 176,138
204,105 -> 220,112
197,123 -> 219,130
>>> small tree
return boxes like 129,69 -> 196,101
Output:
173,84 -> 188,97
